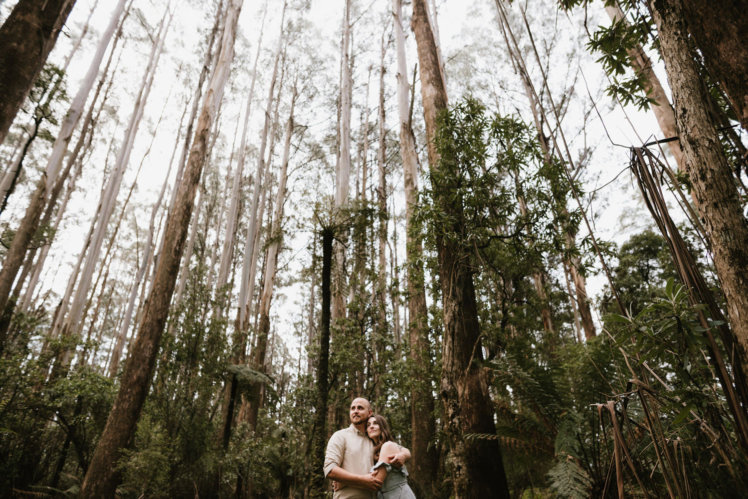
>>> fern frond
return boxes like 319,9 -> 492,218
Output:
547,457 -> 592,499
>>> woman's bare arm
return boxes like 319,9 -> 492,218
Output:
383,441 -> 411,467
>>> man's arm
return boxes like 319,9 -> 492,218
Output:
323,431 -> 382,492
328,465 -> 382,491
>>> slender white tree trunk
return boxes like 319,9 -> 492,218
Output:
172,96 -> 225,310
244,86 -> 297,431
47,0 -> 128,196
238,1 -> 286,331
216,7 -> 267,305
604,5 -> 685,170
108,114 -> 181,378
19,30 -> 125,312
332,0 -> 353,322
246,58 -> 286,330
81,0 -> 244,494
0,0 -> 128,319
56,5 -> 172,343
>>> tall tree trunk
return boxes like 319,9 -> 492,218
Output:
411,0 -> 509,498
374,33 -> 388,400
19,28 -> 123,315
349,66 -> 371,396
244,49 -> 286,337
51,7 -> 171,371
604,5 -> 685,170
649,0 -> 748,372
310,227 -> 334,498
0,0 -> 126,333
678,0 -> 748,130
108,123 -> 178,378
216,6 -> 267,310
80,0 -> 243,495
221,3 -> 282,488
245,85 -> 297,432
237,2 -> 286,333
393,0 -> 438,493
0,0 -> 76,144
411,0 -> 510,497
496,10 -> 596,340
332,0 -> 353,322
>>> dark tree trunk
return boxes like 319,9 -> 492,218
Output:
649,0 -> 748,377
0,0 -> 76,144
79,1 -> 243,496
680,0 -> 748,130
411,0 -> 510,497
311,227 -> 333,498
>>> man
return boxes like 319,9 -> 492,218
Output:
324,397 -> 410,498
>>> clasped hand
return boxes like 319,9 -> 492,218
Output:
331,474 -> 383,492
385,451 -> 406,468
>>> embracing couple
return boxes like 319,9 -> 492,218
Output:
323,397 -> 417,498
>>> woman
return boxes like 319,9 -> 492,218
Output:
366,414 -> 417,499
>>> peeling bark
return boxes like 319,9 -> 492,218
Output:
649,0 -> 748,374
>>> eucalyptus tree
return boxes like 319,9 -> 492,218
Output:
602,4 -> 684,170
411,0 -> 510,496
107,127 -> 179,378
237,1 -> 287,338
80,0 -> 246,495
648,0 -> 748,381
0,0 -> 76,145
221,8 -> 287,454
49,4 -> 173,377
0,0 -> 129,346
17,16 -> 127,316
392,0 -> 438,492
493,4 -> 596,340
246,81 -> 298,432
373,23 -> 389,400
215,5 -> 267,311
332,0 -> 353,322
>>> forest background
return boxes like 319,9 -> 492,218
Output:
0,0 -> 746,497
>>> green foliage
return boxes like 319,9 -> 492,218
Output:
601,229 -> 676,314
440,182 -> 748,499
118,255 -> 231,497
225,364 -> 274,399
0,348 -> 115,496
26,63 -> 69,131
559,1 -> 658,110
118,415 -> 172,498
420,98 -> 585,494
547,458 -> 592,499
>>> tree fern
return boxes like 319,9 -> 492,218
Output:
547,458 -> 592,499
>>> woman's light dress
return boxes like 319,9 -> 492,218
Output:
370,462 -> 416,499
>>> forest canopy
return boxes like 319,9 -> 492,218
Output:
0,0 -> 747,497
